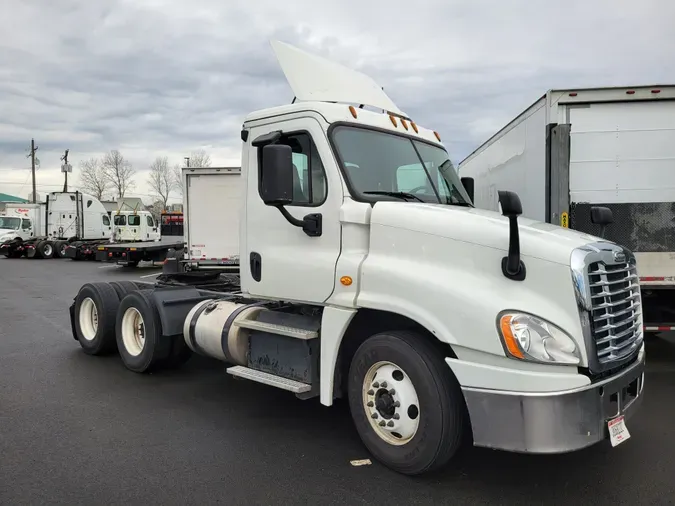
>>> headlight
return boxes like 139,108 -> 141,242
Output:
497,312 -> 580,365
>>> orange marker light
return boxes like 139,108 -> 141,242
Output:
389,115 -> 397,127
340,276 -> 353,286
349,105 -> 358,118
433,131 -> 441,142
499,314 -> 524,359
401,119 -> 409,130
410,121 -> 419,133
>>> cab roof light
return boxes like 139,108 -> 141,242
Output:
349,105 -> 358,118
433,131 -> 441,142
410,121 -> 419,133
389,114 -> 398,127
400,118 -> 409,131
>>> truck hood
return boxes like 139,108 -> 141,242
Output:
370,202 -> 603,266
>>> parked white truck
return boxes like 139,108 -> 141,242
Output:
68,41 -> 645,475
459,85 -> 675,333
1,191 -> 112,259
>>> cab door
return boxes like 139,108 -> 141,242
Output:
242,116 -> 344,303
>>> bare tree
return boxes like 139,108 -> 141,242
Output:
78,157 -> 109,200
147,156 -> 175,211
188,149 -> 211,168
101,149 -> 135,198
172,163 -> 183,196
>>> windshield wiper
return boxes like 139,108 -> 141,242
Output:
363,191 -> 425,203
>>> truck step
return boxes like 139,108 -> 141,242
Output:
226,366 -> 311,393
233,319 -> 318,340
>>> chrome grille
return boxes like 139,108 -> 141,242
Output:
587,260 -> 642,364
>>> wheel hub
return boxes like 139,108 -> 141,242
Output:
362,361 -> 421,445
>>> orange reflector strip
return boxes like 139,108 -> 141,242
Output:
499,315 -> 524,359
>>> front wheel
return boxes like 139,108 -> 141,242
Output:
347,331 -> 467,475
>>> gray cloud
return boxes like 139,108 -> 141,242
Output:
1,0 -> 673,201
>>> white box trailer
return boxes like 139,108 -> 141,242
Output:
182,166 -> 242,270
459,84 -> 675,331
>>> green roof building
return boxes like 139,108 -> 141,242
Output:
0,193 -> 28,203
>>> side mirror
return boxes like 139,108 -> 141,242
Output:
498,190 -> 525,281
460,177 -> 475,203
260,144 -> 294,206
590,206 -> 613,239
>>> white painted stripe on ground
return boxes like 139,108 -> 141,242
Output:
139,272 -> 161,278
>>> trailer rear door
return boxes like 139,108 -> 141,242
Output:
185,167 -> 242,267
567,99 -> 675,283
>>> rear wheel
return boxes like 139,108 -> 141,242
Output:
38,240 -> 54,259
74,283 -> 120,355
347,331 -> 466,475
55,240 -> 69,258
116,291 -> 169,373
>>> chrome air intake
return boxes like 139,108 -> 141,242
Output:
571,242 -> 643,374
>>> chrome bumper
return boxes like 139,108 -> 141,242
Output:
461,351 -> 645,453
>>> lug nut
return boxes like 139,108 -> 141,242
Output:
388,389 -> 395,395
381,382 -> 388,388
393,414 -> 400,420
379,421 -> 386,427
367,390 -> 374,395
367,401 -> 374,407
394,401 -> 400,408
387,421 -> 394,427
373,382 -> 379,388
371,413 -> 378,419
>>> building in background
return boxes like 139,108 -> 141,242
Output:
0,193 -> 29,212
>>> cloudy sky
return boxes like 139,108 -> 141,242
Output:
1,0 -> 674,204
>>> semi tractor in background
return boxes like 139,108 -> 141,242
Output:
68,41 -> 644,475
1,191 -> 112,259
459,85 -> 675,333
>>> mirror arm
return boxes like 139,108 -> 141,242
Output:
275,205 -> 323,237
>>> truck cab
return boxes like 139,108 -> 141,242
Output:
69,40 -> 645,475
112,211 -> 160,243
0,204 -> 42,242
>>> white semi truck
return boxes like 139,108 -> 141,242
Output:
459,85 -> 675,333
68,41 -> 645,475
1,191 -> 112,259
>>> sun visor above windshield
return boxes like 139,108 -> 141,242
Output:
270,40 -> 406,117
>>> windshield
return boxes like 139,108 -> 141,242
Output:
331,126 -> 472,205
0,217 -> 21,230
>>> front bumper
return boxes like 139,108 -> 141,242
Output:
460,348 -> 645,453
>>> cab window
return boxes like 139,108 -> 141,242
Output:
102,215 -> 110,226
128,215 -> 140,226
22,219 -> 31,230
114,215 -> 126,226
146,215 -> 154,227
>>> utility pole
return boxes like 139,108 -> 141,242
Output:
27,139 -> 38,203
60,149 -> 70,192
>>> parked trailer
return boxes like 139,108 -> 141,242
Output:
458,85 -> 675,333
1,191 -> 112,259
183,166 -> 242,271
69,41 -> 645,476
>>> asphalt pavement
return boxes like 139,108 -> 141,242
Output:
1,257 -> 675,505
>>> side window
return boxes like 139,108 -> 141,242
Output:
87,200 -> 92,208
114,215 -> 126,226
128,215 -> 140,226
102,215 -> 110,226
22,219 -> 31,230
146,215 -> 154,227
259,132 -> 327,206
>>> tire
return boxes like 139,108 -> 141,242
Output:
347,331 -> 466,475
115,291 -> 171,373
55,240 -> 69,258
32,241 -> 45,258
38,240 -> 54,259
73,282 -> 120,355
